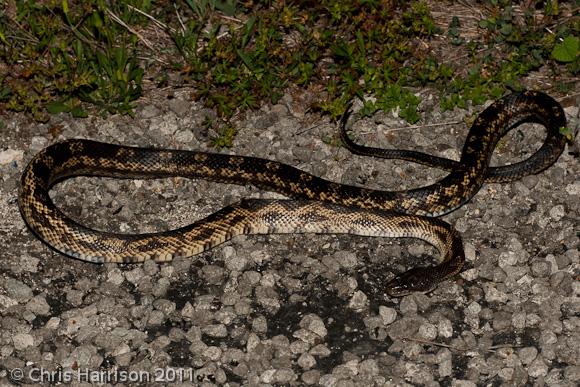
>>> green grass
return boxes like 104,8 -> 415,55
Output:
0,0 -> 577,146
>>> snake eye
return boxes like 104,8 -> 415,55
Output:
385,267 -> 436,297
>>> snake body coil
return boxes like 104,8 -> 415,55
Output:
18,91 -> 568,296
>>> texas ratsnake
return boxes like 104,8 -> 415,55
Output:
18,90 -> 568,296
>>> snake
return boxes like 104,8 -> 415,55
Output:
18,90 -> 568,297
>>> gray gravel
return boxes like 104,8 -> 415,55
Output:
0,88 -> 578,386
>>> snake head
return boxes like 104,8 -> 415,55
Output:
385,267 -> 437,298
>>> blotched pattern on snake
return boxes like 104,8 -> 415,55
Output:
18,90 -> 568,296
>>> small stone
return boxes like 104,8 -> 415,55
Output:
168,98 -> 190,117
498,251 -> 518,268
528,357 -> 549,378
512,311 -> 526,330
461,268 -> 478,282
348,291 -> 368,311
518,346 -> 538,365
125,268 -> 145,285
464,301 -> 481,328
565,181 -> 580,195
235,299 -> 252,315
498,367 -> 514,381
441,148 -> 461,161
246,333 -> 260,352
224,247 -> 247,272
25,295 -> 50,316
309,344 -> 331,357
564,365 -> 580,382
202,324 -> 228,338
66,289 -> 84,307
301,369 -> 321,385
112,343 -> 131,356
271,103 -> 289,116
143,259 -> 159,276
290,340 -> 310,354
0,149 -> 23,165
175,129 -> 194,143
274,368 -> 297,383
255,285 -> 280,311
531,260 -> 551,277
334,276 -> 358,297
215,309 -> 235,325
45,317 -> 60,330
150,115 -> 178,136
293,329 -> 320,345
252,315 -> 268,333
358,359 -> 379,376
549,205 -> 565,221
526,314 -> 542,327
539,330 -> 557,346
300,314 -> 327,338
399,296 -> 418,315
553,253 -> 570,270
450,381 -> 477,387
60,316 -> 89,336
318,374 -> 338,386
260,272 -> 277,287
0,294 -> 18,311
404,362 -> 434,384
492,311 -> 512,331
139,104 -> 162,119
18,255 -> 40,273
260,369 -> 276,384
203,346 -> 222,361
181,302 -> 195,319
4,278 -> 33,302
201,265 -> 225,285
153,299 -> 176,315
30,136 -> 48,151
437,349 -> 453,378
107,268 -> 125,286
438,318 -> 453,338
512,181 -> 530,196
464,243 -> 476,262
364,316 -> 387,340
521,175 -> 539,189
483,283 -> 508,303
160,266 -> 174,278
333,251 -> 358,269
147,310 -> 165,325
13,333 -> 34,350
254,112 -> 279,130
418,323 -> 438,341
408,242 -> 425,256
189,339 -> 208,356
379,306 -> 397,325
332,364 -> 356,379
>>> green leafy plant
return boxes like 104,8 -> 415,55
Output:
552,35 -> 579,64
0,0 -> 577,144
0,1 -> 145,121
212,122 -> 237,148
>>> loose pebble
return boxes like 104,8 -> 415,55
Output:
0,149 -> 23,165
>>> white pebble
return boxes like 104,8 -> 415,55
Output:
13,333 -> 34,350
565,181 -> 580,196
378,306 -> 397,325
348,291 -> 368,311
0,149 -> 23,165
549,205 -> 565,221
